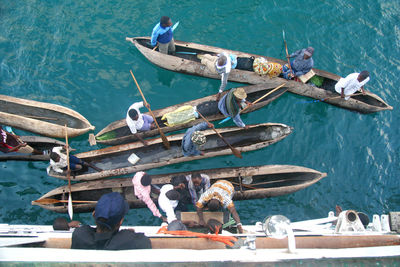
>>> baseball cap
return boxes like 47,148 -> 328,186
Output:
95,192 -> 129,229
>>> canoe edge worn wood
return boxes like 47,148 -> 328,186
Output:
0,94 -> 95,138
128,37 -> 392,114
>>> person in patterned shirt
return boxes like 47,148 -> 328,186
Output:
195,180 -> 243,233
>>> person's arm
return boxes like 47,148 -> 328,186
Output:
135,133 -> 148,146
228,205 -> 243,233
232,113 -> 246,129
150,23 -> 160,46
141,191 -> 163,218
289,49 -> 301,58
218,72 -> 229,94
196,206 -> 206,226
341,88 -> 345,98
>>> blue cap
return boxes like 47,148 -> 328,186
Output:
95,192 -> 129,229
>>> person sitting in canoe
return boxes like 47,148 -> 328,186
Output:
71,192 -> 152,250
0,126 -> 42,155
196,180 -> 243,233
282,47 -> 314,79
126,101 -> 156,146
151,16 -> 175,55
46,145 -> 102,175
171,175 -> 192,211
186,173 -> 211,206
198,52 -> 237,101
181,122 -> 212,157
334,71 -> 369,100
218,87 -> 252,129
132,171 -> 167,222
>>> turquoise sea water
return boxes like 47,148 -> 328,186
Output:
0,0 -> 399,227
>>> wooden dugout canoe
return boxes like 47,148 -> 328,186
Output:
94,84 -> 288,146
0,136 -> 65,161
47,123 -> 293,181
33,165 -> 326,213
128,37 -> 393,114
0,95 -> 95,138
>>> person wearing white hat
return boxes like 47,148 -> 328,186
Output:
181,122 -> 213,157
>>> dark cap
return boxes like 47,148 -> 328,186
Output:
95,192 -> 129,229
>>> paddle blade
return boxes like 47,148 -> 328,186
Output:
161,133 -> 171,149
219,116 -> 231,124
232,147 -> 242,159
172,21 -> 180,31
68,193 -> 73,220
32,198 -> 60,205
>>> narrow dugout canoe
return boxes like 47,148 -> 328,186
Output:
33,165 -> 326,213
128,37 -> 393,114
0,136 -> 65,161
48,123 -> 292,181
94,84 -> 288,146
0,95 -> 95,138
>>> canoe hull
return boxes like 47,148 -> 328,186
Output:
131,37 -> 392,114
94,84 -> 288,146
0,95 -> 95,138
48,123 -> 293,181
34,165 -> 326,213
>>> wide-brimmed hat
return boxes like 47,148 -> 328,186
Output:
233,87 -> 247,100
191,131 -> 206,145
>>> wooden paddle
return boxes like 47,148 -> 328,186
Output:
324,93 -> 363,101
129,70 -> 170,149
196,111 -> 242,159
282,30 -> 293,76
219,83 -> 286,124
64,125 -> 73,220
240,83 -> 286,114
33,198 -> 97,205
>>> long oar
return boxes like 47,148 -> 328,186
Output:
283,30 -> 293,75
33,199 -> 97,205
129,70 -> 170,149
64,125 -> 73,220
219,83 -> 286,124
196,111 -> 242,159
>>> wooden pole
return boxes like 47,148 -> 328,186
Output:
129,70 -> 170,149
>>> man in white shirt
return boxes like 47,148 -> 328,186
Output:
335,71 -> 370,100
126,101 -> 155,146
158,184 -> 180,223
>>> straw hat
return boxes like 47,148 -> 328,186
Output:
233,88 -> 247,100
191,131 -> 206,145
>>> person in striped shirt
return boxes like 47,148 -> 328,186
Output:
196,180 -> 243,233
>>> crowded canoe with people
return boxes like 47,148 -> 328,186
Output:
0,10 -> 397,263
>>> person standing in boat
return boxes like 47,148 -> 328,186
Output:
218,87 -> 252,129
185,173 -> 211,206
132,171 -> 167,222
0,126 -> 42,155
282,47 -> 314,79
181,122 -> 213,157
198,52 -> 237,101
196,180 -> 243,233
334,71 -> 369,100
71,192 -> 151,250
126,101 -> 155,146
151,16 -> 176,55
